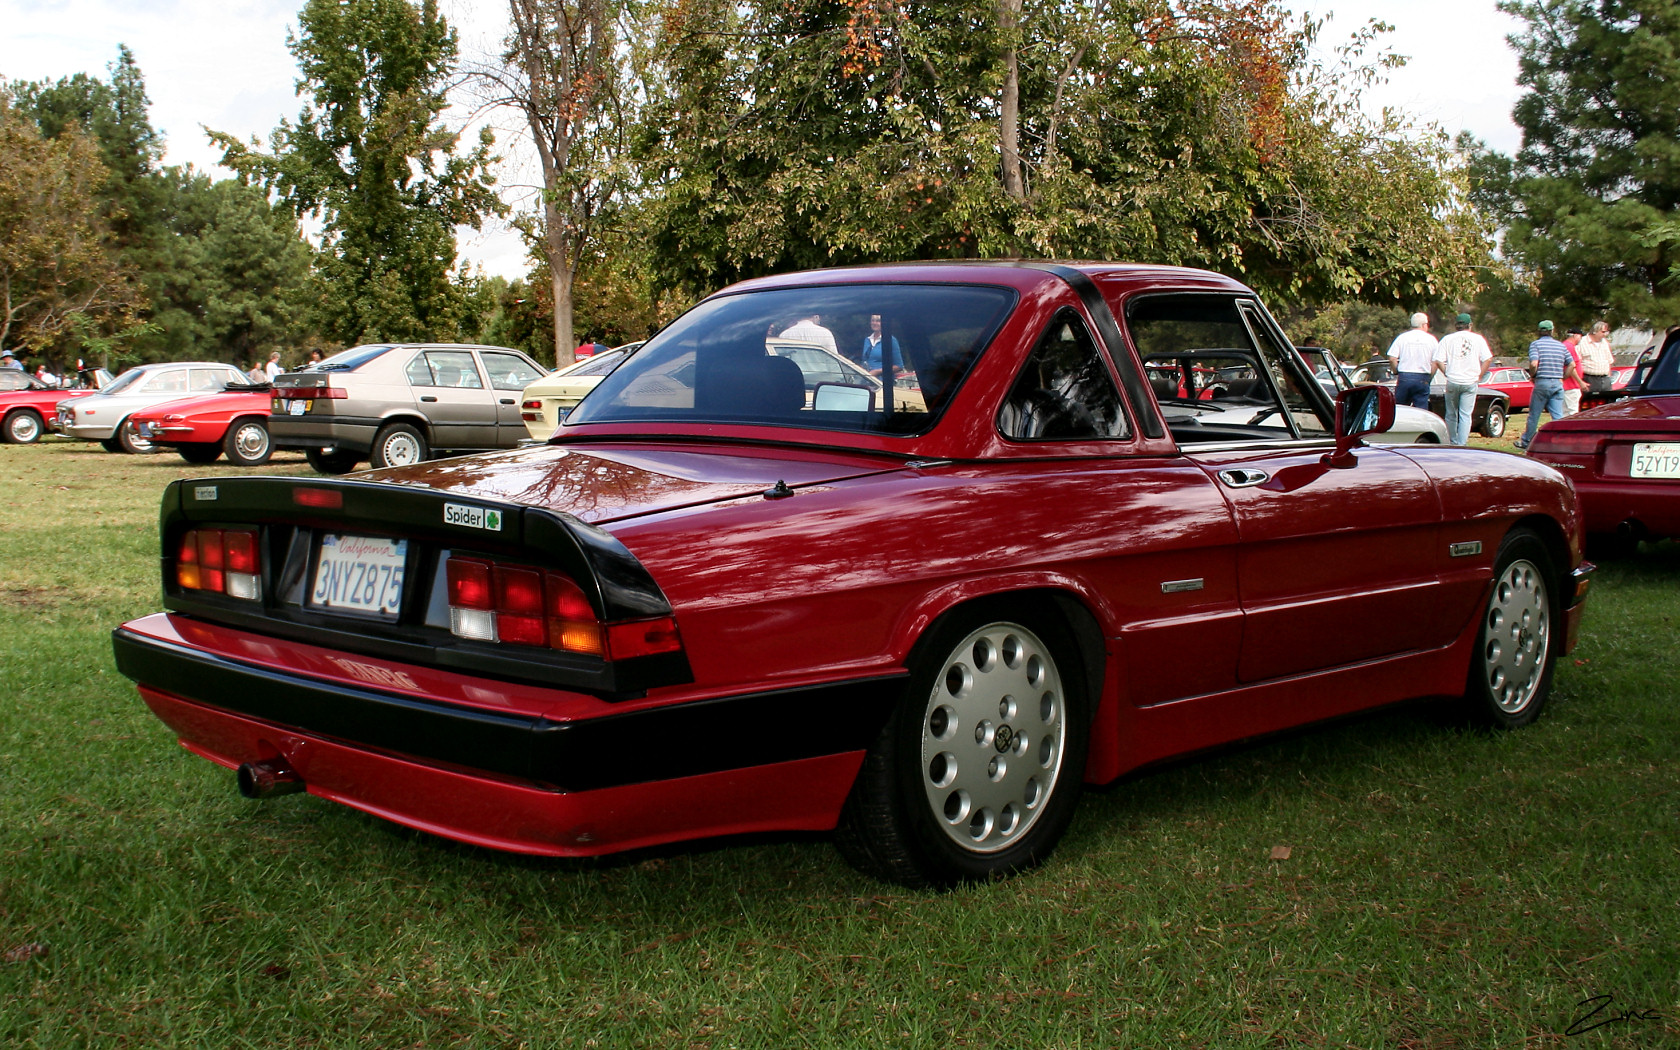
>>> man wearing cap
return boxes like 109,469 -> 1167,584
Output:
1516,319 -> 1578,450
1386,312 -> 1437,410
0,350 -> 21,370
1432,312 -> 1492,445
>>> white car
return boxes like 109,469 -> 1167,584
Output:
518,345 -> 639,441
56,361 -> 252,453
1298,347 -> 1449,444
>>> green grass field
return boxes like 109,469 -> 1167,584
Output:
2,438 -> 1676,1049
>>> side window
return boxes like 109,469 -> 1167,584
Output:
998,311 -> 1131,441
189,369 -> 224,392
410,350 -> 484,389
1239,304 -> 1330,437
480,351 -> 545,392
145,370 -> 188,394
1127,294 -> 1320,442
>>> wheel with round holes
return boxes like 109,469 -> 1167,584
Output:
370,422 -> 428,468
223,417 -> 272,466
3,409 -> 43,444
836,602 -> 1089,887
1464,529 -> 1559,728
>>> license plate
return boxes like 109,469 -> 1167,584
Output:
287,399 -> 310,415
1630,442 -> 1680,479
135,422 -> 154,437
310,534 -> 407,616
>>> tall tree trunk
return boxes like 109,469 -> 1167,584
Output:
998,0 -> 1026,200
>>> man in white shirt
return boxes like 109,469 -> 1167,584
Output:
1578,321 -> 1615,394
778,313 -> 837,354
1432,312 -> 1492,445
1387,311 -> 1438,410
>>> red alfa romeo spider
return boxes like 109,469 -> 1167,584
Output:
127,384 -> 275,466
114,263 -> 1592,887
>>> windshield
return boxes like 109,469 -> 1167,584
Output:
101,369 -> 149,395
567,284 -> 1016,434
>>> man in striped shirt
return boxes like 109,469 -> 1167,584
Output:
1515,319 -> 1579,450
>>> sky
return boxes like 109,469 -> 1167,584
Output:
1,0 -> 1530,280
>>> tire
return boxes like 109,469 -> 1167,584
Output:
835,602 -> 1090,887
223,418 -> 272,466
1481,402 -> 1507,438
116,418 -> 157,454
176,443 -> 221,464
3,409 -> 44,444
1462,529 -> 1559,729
100,438 -> 124,453
305,447 -> 361,474
369,422 -> 428,469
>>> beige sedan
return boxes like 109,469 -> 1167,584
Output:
519,345 -> 638,440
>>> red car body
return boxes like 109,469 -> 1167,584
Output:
0,374 -> 95,444
128,388 -> 275,465
113,263 -> 1591,886
1529,331 -> 1680,547
1483,366 -> 1534,411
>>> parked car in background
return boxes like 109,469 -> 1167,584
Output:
1297,347 -> 1448,443
0,372 -> 98,444
56,362 -> 251,453
1528,330 -> 1680,552
765,338 -> 929,413
1483,367 -> 1534,411
127,382 -> 276,466
1347,358 -> 1511,438
268,343 -> 549,472
1580,346 -> 1661,411
519,344 -> 640,441
115,261 -> 1589,888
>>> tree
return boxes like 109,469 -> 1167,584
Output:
212,0 -> 504,345
1475,0 -> 1680,325
0,98 -> 144,359
631,0 -> 1484,307
472,0 -> 625,366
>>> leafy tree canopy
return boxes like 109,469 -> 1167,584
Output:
1474,0 -> 1680,326
212,0 -> 504,345
629,0 -> 1485,306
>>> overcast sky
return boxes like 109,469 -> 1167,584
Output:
2,0 -> 1529,279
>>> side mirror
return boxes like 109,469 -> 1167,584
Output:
812,382 -> 875,412
1323,384 -> 1394,468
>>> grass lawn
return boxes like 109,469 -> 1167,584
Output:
2,438 -> 1676,1049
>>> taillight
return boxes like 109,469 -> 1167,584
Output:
444,554 -> 681,660
283,383 -> 347,399
176,527 -> 261,600
1531,431 -> 1605,456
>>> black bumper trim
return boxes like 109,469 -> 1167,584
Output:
114,626 -> 906,793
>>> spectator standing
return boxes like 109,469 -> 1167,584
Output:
1579,321 -> 1614,394
1516,320 -> 1578,450
1561,328 -> 1585,414
1387,312 -> 1437,410
778,313 -> 837,354
0,350 -> 21,370
263,351 -> 284,381
860,314 -> 901,375
307,349 -> 324,366
1432,313 -> 1492,445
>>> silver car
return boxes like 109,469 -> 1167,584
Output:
56,361 -> 251,453
268,343 -> 549,473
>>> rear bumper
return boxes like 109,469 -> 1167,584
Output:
114,613 -> 896,856
268,416 -> 379,453
1572,478 -> 1680,539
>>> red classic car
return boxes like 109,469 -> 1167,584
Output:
0,371 -> 95,444
113,263 -> 1591,887
1528,330 -> 1680,551
127,385 -> 275,466
1483,366 -> 1534,411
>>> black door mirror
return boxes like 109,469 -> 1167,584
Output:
1323,385 -> 1394,467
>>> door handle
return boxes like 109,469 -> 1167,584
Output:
420,396 -> 437,403
1217,468 -> 1270,488
499,398 -> 515,405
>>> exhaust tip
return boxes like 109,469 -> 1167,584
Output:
237,759 -> 305,799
